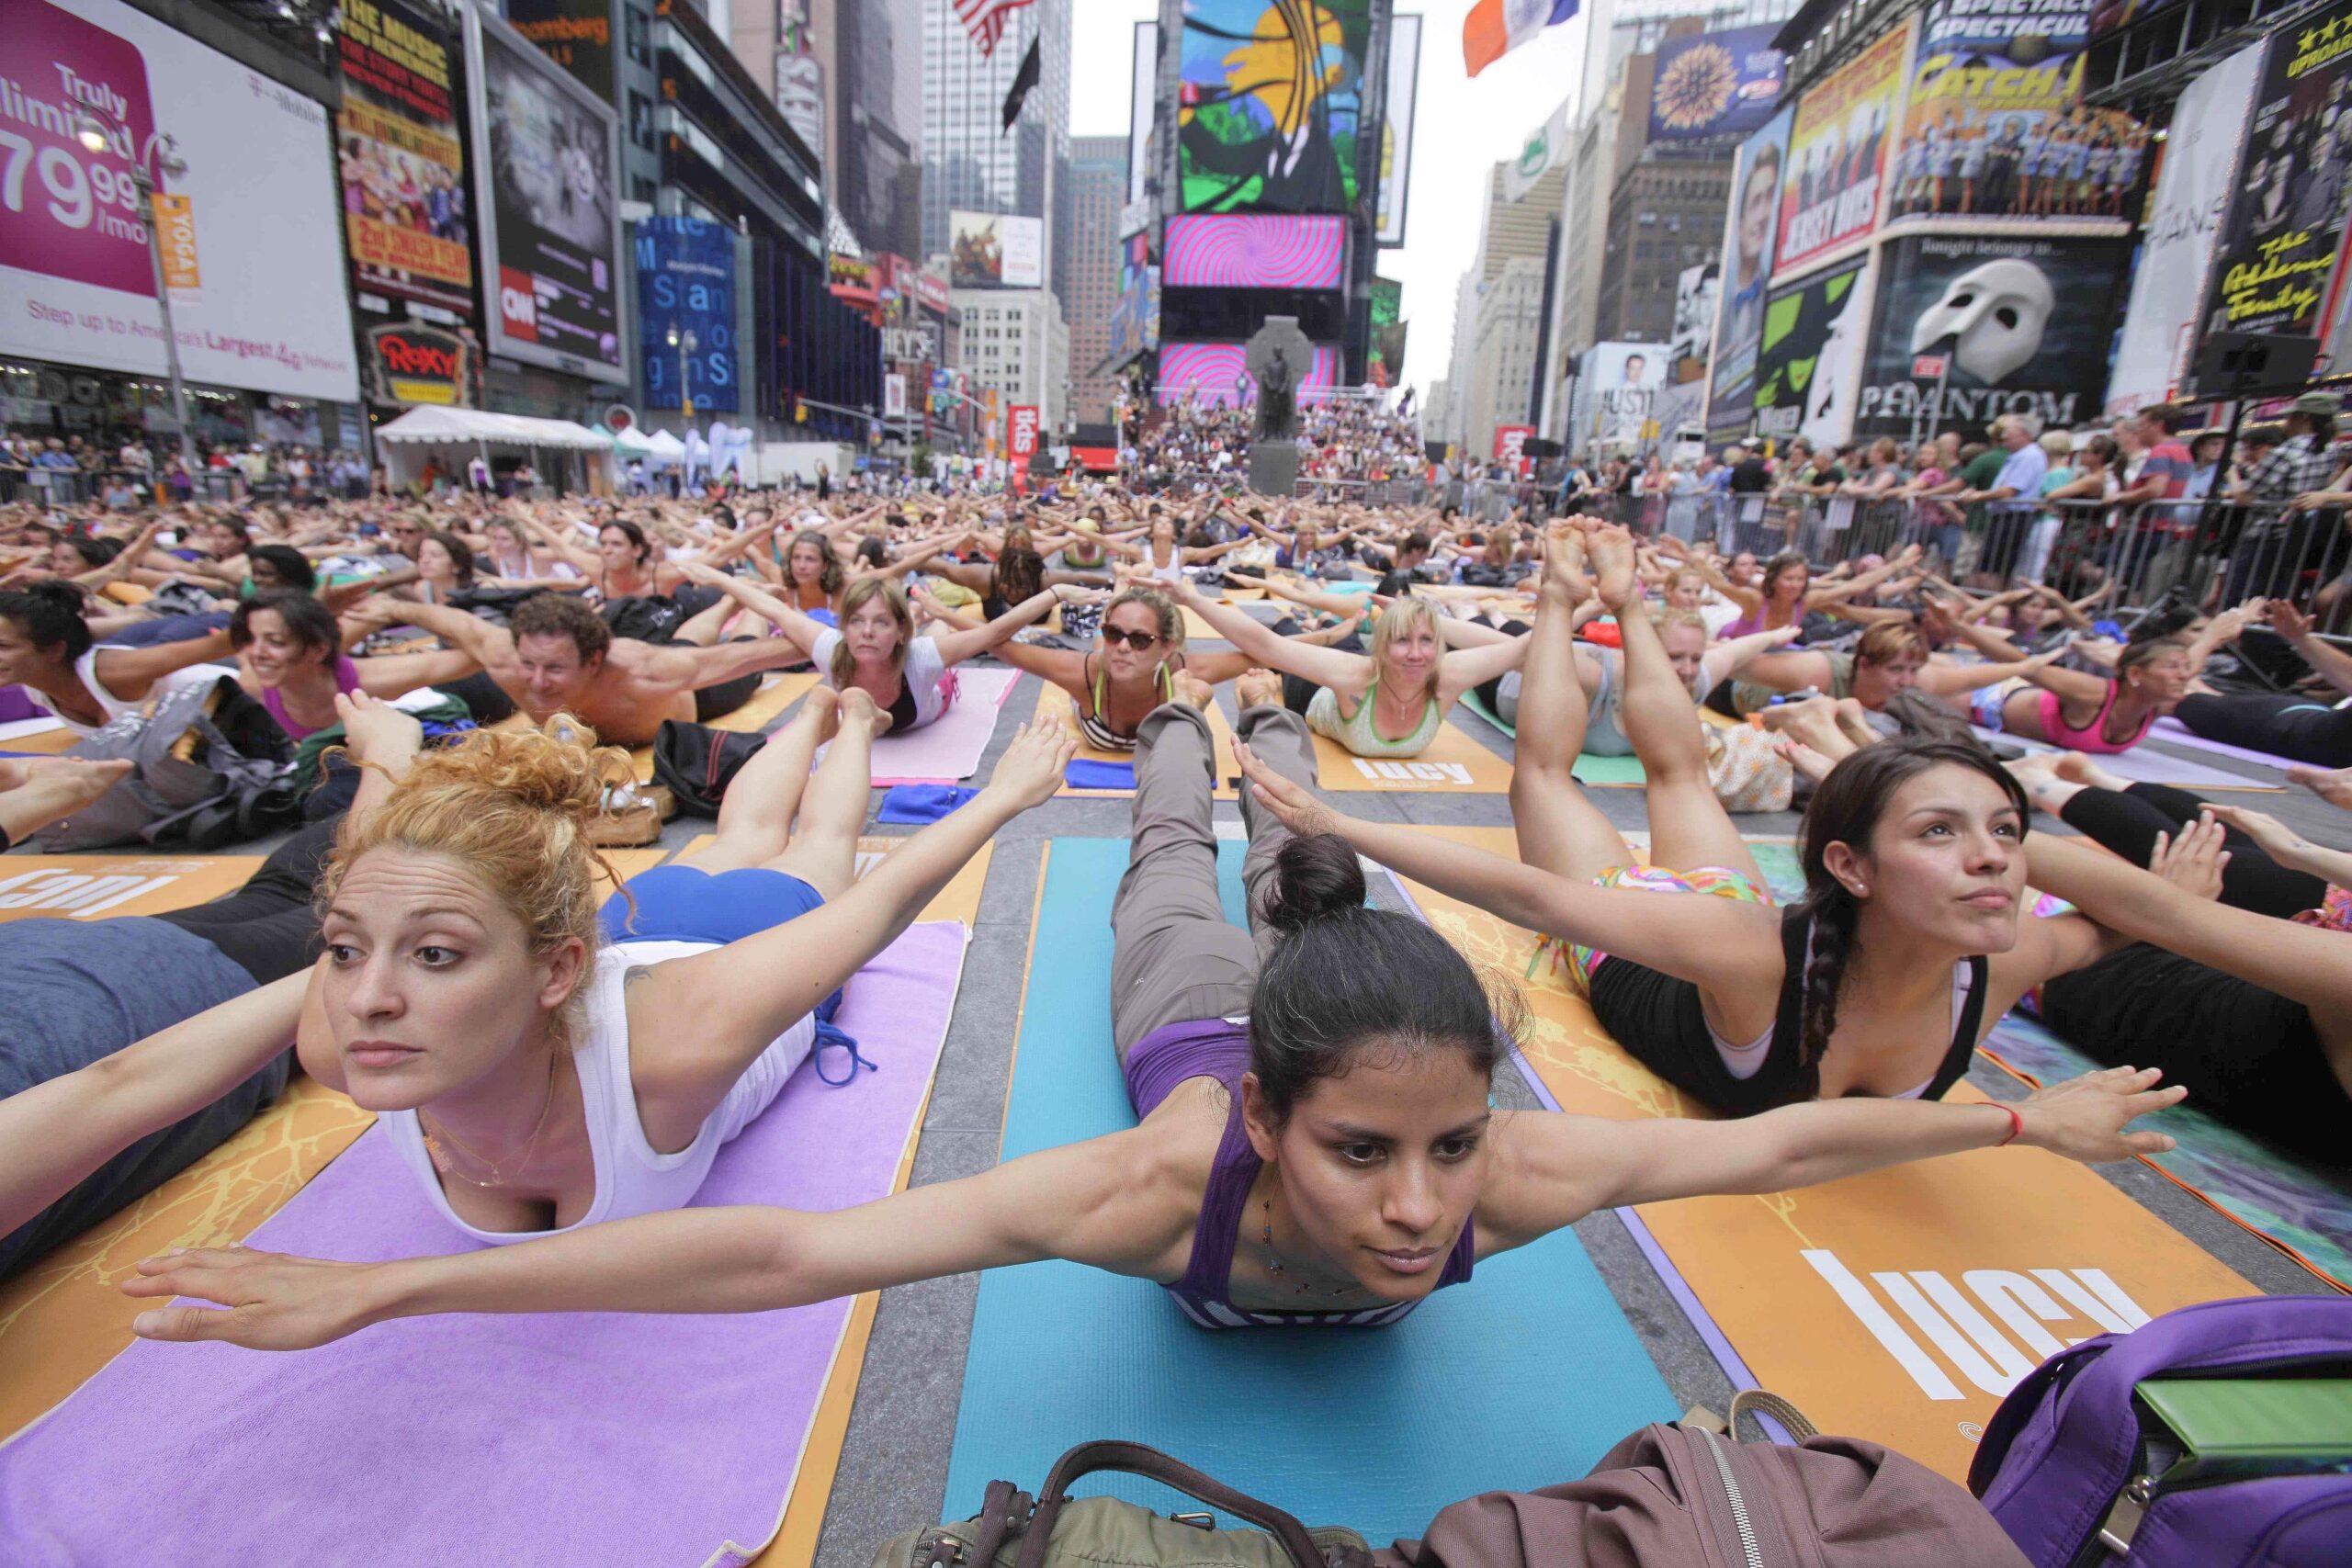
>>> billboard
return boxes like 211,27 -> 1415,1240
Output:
1374,12 -> 1420,244
1671,263 -> 1720,374
1706,107 -> 1794,437
336,0 -> 475,327
2196,5 -> 2352,350
1128,20 -> 1158,208
1367,276 -> 1405,384
775,54 -> 824,159
949,211 -> 1044,288
2105,41 -> 2265,416
1577,343 -> 1670,453
1105,232 -> 1160,367
0,0 -> 358,401
503,0 -> 615,102
467,6 -> 626,383
1648,24 -> 1787,144
1776,19 -> 1913,278
635,217 -> 736,413
1162,215 -> 1347,289
1007,404 -> 1041,464
1884,1 -> 2149,233
1753,257 -> 1871,447
1177,0 -> 1369,213
1157,341 -> 1340,406
2326,219 -> 2352,377
1856,234 -> 2128,443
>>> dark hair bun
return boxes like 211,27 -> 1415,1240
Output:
26,580 -> 86,610
1260,833 -> 1367,934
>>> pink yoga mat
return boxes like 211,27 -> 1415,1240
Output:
865,665 -> 1022,785
0,921 -> 967,1568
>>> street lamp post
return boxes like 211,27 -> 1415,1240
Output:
666,323 -> 697,420
75,112 -> 190,472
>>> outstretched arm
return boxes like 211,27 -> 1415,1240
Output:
632,724 -> 1074,1127
92,623 -> 236,693
1479,1072 -> 2183,1249
351,596 -> 514,671
674,561 -> 829,658
2267,600 -> 2352,695
1435,632 -> 1532,699
930,588 -> 1080,666
1169,581 -> 1371,693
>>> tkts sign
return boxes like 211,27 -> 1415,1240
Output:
367,321 -> 472,406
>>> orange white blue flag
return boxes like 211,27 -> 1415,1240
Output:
1464,0 -> 1581,77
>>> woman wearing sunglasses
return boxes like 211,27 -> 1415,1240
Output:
985,586 -> 1348,751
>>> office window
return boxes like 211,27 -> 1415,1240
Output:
625,4 -> 651,67
628,90 -> 656,153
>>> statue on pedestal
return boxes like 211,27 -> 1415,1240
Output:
1245,317 -> 1312,443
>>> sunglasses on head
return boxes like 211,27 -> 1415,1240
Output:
1101,626 -> 1160,650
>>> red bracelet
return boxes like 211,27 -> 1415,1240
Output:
1993,1103 -> 2023,1147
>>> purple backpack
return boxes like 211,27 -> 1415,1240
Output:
1969,1296 -> 2352,1565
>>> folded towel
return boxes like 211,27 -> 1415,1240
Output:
876,784 -> 979,824
1066,759 -> 1136,790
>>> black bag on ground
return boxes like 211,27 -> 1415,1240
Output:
600,594 -> 691,643
650,718 -> 766,818
38,675 -> 303,852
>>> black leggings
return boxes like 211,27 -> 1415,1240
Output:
2173,692 -> 2352,768
2058,782 -> 2327,920
1470,616 -> 1532,712
1268,617 -> 1367,716
153,817 -> 339,984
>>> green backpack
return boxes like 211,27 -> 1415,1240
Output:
867,1441 -> 1369,1568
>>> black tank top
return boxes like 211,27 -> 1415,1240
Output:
1589,908 -> 1991,1114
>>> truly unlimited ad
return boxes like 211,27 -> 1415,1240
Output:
0,0 -> 359,399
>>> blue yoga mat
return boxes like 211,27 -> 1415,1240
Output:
942,837 -> 1677,1540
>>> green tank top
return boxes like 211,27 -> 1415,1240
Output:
1306,679 -> 1442,758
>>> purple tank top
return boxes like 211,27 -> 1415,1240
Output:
1122,1018 -> 1475,1330
262,656 -> 363,740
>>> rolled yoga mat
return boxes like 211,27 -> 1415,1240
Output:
0,920 -> 968,1568
939,837 -> 1677,1541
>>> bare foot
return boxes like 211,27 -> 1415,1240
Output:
1831,697 -> 1878,750
2288,765 -> 2352,811
1174,671 -> 1218,712
1544,521 -> 1590,603
1771,732 -> 1837,784
1586,525 -> 1638,613
836,685 -> 890,738
2052,750 -> 2127,794
1232,669 -> 1280,711
791,683 -> 842,742
2004,752 -> 2079,815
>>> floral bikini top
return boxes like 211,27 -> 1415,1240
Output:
2295,886 -> 2352,934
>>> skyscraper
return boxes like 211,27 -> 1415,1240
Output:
1065,136 -> 1128,425
921,0 -> 1071,282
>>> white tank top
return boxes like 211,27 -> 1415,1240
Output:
27,648 -> 226,736
383,942 -> 815,1244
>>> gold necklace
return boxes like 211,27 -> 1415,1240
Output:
1259,1196 -> 1360,1299
421,1050 -> 561,1188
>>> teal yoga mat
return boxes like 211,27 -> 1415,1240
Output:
1454,690 -> 1647,785
941,837 -> 1678,1540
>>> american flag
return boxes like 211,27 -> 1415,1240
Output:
956,0 -> 1035,58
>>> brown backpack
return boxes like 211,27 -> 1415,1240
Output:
870,1397 -> 2029,1568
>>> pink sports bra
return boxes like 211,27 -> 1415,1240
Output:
2033,682 -> 2152,755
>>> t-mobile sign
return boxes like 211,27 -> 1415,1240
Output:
1,0 -> 161,296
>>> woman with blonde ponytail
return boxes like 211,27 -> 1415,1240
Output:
0,699 -> 1080,1257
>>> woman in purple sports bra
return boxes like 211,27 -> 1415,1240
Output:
229,590 -> 479,741
118,666 -> 2180,1354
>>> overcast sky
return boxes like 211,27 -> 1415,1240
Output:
1067,1 -> 1601,400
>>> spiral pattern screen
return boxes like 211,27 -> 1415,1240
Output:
1157,342 -> 1340,407
1162,216 -> 1348,290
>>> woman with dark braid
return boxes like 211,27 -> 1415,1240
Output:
1234,517 -> 2143,1111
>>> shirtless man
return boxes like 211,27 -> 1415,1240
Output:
371,592 -> 808,745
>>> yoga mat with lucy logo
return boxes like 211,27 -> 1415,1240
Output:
1385,826 -> 2254,1483
1307,717 -> 1515,792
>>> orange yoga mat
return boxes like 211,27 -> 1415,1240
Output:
0,855 -> 261,923
1395,826 -> 2251,1482
0,724 -> 81,755
1310,716 -> 1514,793
1028,681 -> 1242,797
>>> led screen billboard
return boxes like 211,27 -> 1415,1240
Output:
1177,0 -> 1368,213
1162,214 -> 1347,289
335,0 -> 475,326
1158,341 -> 1339,406
1,0 -> 359,400
466,6 -> 626,383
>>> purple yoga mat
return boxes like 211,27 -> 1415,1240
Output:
0,921 -> 967,1568
2148,716 -> 2311,773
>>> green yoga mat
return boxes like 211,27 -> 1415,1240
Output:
940,838 -> 1678,1540
1454,690 -> 1647,785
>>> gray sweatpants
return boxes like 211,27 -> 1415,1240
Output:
1108,700 -> 1321,1057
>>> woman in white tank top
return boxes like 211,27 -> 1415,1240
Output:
0,581 -> 236,736
0,690 -> 1079,1254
